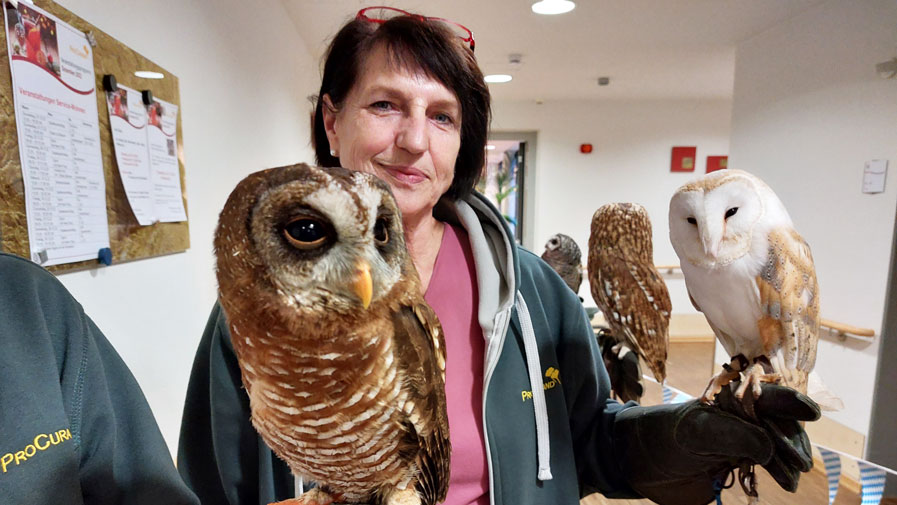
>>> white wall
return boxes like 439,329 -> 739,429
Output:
492,99 -> 732,314
727,0 -> 897,436
53,0 -> 319,455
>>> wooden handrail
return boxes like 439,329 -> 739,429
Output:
820,319 -> 875,340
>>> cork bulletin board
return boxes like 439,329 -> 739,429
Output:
0,0 -> 188,274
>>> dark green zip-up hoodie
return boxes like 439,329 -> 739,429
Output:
178,194 -> 639,504
0,253 -> 199,504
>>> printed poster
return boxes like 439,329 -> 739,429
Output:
105,85 -> 186,223
4,1 -> 110,266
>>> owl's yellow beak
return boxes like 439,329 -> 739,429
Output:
353,260 -> 373,309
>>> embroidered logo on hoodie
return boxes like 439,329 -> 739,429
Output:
521,367 -> 561,401
1,429 -> 72,474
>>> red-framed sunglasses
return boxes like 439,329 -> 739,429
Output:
356,6 -> 476,52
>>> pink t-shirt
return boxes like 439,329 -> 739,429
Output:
424,222 -> 490,505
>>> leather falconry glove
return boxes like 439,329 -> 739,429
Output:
613,382 -> 821,505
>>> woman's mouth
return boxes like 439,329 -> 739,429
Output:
380,164 -> 427,185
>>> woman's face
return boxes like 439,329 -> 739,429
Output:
323,45 -> 462,223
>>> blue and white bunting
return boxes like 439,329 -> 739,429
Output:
859,461 -> 886,505
661,385 -> 673,404
818,447 -> 842,505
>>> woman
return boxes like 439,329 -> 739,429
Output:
178,8 -> 818,505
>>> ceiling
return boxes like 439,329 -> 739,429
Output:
281,0 -> 824,103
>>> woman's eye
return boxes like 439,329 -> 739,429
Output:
371,101 -> 392,111
433,113 -> 455,125
374,217 -> 389,244
284,218 -> 332,248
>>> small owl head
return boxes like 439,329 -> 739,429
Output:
589,203 -> 654,262
669,169 -> 778,269
215,164 -> 411,321
543,234 -> 581,262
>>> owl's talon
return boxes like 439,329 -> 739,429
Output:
734,362 -> 782,400
701,365 -> 741,404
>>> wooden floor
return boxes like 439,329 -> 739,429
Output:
581,341 -> 868,505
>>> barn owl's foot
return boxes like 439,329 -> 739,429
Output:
700,354 -> 748,404
734,356 -> 781,400
271,487 -> 342,505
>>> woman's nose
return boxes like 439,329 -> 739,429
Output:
396,113 -> 428,154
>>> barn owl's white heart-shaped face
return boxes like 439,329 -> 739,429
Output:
669,175 -> 764,269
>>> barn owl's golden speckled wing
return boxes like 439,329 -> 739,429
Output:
756,227 -> 819,394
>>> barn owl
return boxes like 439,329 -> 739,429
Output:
588,203 -> 671,384
541,233 -> 583,294
215,163 -> 449,505
669,169 -> 827,406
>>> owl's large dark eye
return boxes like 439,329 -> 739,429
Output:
687,217 -> 697,225
283,218 -> 333,249
725,207 -> 739,219
374,217 -> 389,245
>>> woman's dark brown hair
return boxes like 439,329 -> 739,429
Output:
312,14 -> 491,201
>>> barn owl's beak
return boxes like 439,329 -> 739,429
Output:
701,225 -> 721,260
353,260 -> 373,309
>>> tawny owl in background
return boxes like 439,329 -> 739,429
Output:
541,233 -> 583,294
215,163 -> 449,505
669,169 -> 840,410
588,203 -> 671,384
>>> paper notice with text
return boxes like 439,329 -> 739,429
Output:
106,86 -> 186,224
4,1 -> 110,266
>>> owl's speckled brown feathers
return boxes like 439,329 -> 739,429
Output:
587,203 -> 671,383
214,163 -> 449,505
540,233 -> 583,294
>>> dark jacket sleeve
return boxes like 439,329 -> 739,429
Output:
177,302 -> 294,504
0,253 -> 198,505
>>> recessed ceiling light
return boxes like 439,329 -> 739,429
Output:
484,74 -> 512,83
531,0 -> 575,15
486,145 -> 496,150
134,70 -> 164,79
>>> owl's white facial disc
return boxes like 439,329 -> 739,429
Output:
670,174 -> 763,269
250,171 -> 405,313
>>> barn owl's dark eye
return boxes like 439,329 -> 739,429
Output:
725,207 -> 739,219
687,217 -> 697,225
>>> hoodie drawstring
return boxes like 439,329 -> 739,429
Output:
515,292 -> 553,481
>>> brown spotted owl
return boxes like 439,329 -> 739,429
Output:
214,163 -> 449,505
588,203 -> 671,383
540,233 -> 583,294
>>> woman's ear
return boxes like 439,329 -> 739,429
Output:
321,94 -> 340,157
